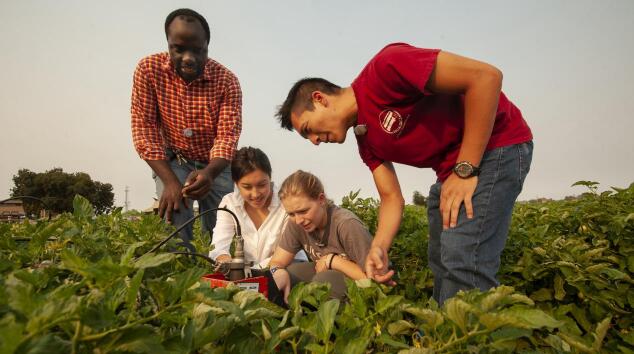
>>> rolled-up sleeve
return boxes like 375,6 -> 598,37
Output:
131,59 -> 166,160
209,195 -> 236,260
210,74 -> 242,161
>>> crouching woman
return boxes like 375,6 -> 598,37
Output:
209,147 -> 306,269
269,170 -> 372,302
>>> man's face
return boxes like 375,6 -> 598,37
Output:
167,17 -> 208,83
290,94 -> 349,145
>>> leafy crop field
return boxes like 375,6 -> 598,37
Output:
1,182 -> 633,353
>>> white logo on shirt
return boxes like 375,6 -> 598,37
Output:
379,109 -> 405,135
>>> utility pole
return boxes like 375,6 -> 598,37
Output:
124,186 -> 129,212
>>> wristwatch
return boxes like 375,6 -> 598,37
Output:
453,161 -> 481,178
270,266 -> 284,275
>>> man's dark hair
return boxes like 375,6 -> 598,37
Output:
275,78 -> 341,131
231,147 -> 273,182
164,8 -> 211,44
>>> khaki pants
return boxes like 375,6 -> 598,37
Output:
286,262 -> 347,299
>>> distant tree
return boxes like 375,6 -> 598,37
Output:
10,168 -> 114,215
412,191 -> 427,206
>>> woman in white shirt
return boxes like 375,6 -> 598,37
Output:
209,147 -> 305,269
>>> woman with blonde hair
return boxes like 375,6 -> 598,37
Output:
269,170 -> 372,301
209,147 -> 306,269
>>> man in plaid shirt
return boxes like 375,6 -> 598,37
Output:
131,8 -> 242,247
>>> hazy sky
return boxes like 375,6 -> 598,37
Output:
1,1 -> 633,210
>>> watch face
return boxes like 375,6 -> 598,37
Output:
455,162 -> 473,178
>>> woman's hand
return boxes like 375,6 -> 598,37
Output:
315,254 -> 334,273
215,254 -> 232,263
272,268 -> 291,304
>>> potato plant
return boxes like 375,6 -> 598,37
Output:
0,181 -> 632,353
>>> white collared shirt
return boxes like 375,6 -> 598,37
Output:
209,184 -> 306,268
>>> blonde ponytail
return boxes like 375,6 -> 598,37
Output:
279,170 -> 327,202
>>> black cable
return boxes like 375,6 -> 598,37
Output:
4,198 -> 242,275
0,196 -> 52,221
170,251 -> 216,265
143,206 -> 242,256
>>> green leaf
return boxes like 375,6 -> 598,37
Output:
60,249 -> 89,276
168,267 -> 206,303
501,306 -> 563,329
133,253 -> 175,269
126,269 -> 144,315
558,332 -> 593,353
627,255 -> 634,273
72,194 -> 94,218
490,327 -> 533,341
554,274 -> 566,300
543,334 -> 572,352
571,181 -> 599,188
354,278 -> 372,288
567,304 -> 592,333
19,334 -> 71,354
334,335 -> 372,354
387,320 -> 415,335
108,326 -> 167,354
592,316 -> 611,352
444,298 -> 472,333
404,306 -> 444,329
346,279 -> 368,317
304,343 -> 325,353
375,295 -> 403,314
376,333 -> 410,349
316,299 -> 340,342
529,288 -> 553,302
120,242 -> 146,266
617,345 -> 634,354
278,326 -> 299,341
261,321 -> 271,341
181,320 -> 195,352
479,313 -> 526,330
601,268 -> 629,280
287,282 -> 330,311
620,330 -> 634,346
194,316 -> 234,348
0,314 -> 25,354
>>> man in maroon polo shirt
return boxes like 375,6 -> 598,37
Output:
275,43 -> 533,304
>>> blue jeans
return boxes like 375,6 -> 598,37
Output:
427,141 -> 533,305
152,151 -> 233,246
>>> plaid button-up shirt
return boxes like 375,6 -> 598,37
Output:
131,52 -> 242,162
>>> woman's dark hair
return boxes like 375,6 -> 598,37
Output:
231,147 -> 272,182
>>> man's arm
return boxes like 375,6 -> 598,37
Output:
146,160 -> 186,223
365,162 -> 402,283
183,73 -> 242,199
181,158 -> 230,199
131,59 -> 184,222
426,51 -> 502,229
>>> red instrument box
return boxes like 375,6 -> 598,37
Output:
202,273 -> 269,297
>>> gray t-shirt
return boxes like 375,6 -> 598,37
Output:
279,205 -> 372,267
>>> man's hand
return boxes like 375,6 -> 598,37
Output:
158,180 -> 188,223
440,174 -> 478,229
365,245 -> 395,285
272,268 -> 291,304
182,169 -> 213,199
